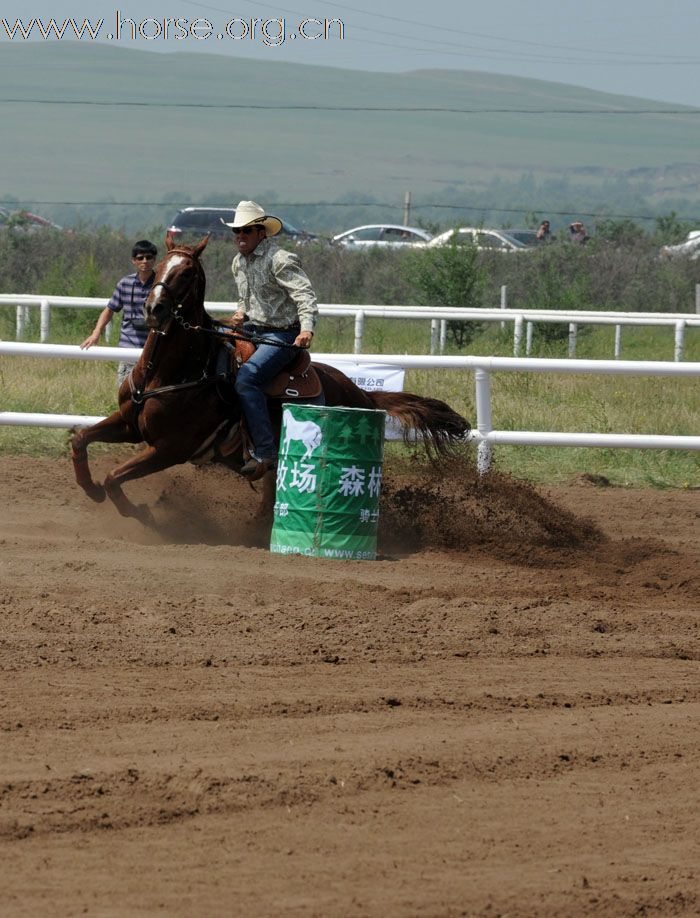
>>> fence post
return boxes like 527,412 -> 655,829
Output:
105,318 -> 112,344
614,324 -> 622,359
16,304 -> 27,341
526,321 -> 534,356
674,320 -> 685,362
430,319 -> 439,355
40,299 -> 50,343
500,284 -> 507,330
475,368 -> 493,474
568,323 -> 578,358
439,319 -> 447,354
353,310 -> 364,354
696,283 -> 700,315
513,315 -> 524,356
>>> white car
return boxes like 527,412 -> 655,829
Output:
332,224 -> 433,249
427,227 -> 537,251
660,230 -> 700,260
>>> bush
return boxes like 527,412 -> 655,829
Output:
405,240 -> 485,346
2,224 -> 699,330
480,238 -> 698,315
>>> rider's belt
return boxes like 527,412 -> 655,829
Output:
255,322 -> 301,332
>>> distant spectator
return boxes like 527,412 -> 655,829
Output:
80,239 -> 158,388
536,220 -> 551,242
569,221 -> 589,245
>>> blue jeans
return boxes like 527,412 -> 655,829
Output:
235,324 -> 299,461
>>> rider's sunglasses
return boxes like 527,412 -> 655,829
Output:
134,254 -> 155,261
232,226 -> 260,236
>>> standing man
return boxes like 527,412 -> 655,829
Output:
80,239 -> 158,388
224,200 -> 318,478
536,220 -> 551,242
569,221 -> 589,245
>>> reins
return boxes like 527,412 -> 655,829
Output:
128,370 -> 216,406
153,251 -> 298,350
173,316 -> 299,350
133,247 -> 300,407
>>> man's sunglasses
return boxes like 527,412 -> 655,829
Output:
232,226 -> 261,236
134,254 -> 155,261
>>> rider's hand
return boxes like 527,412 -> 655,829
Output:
230,311 -> 245,327
295,330 -> 314,349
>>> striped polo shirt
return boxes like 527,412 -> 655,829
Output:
107,271 -> 155,348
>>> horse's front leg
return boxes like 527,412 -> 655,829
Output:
103,445 -> 184,527
71,412 -> 141,503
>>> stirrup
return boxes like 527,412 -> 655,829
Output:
240,457 -> 277,480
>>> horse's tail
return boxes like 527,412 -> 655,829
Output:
367,391 -> 470,458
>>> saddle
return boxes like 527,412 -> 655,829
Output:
232,338 -> 322,400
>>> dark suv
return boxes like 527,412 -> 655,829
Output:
165,207 -> 317,245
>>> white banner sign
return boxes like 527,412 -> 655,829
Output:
324,360 -> 405,394
324,360 -> 407,440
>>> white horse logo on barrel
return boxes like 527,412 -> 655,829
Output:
282,408 -> 323,460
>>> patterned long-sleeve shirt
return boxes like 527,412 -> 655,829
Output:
231,238 -> 318,333
107,271 -> 155,347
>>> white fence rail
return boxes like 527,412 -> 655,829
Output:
2,294 -> 699,361
1,342 -> 698,473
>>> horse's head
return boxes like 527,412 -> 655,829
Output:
144,235 -> 209,332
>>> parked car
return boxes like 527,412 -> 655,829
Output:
426,227 -> 537,251
0,209 -> 62,232
504,229 -> 540,247
166,207 -> 317,245
331,224 -> 433,249
660,230 -> 700,260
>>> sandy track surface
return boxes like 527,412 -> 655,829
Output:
1,454 -> 698,916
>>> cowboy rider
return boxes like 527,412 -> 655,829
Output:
224,200 -> 318,478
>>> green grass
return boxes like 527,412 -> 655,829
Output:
4,306 -> 700,363
312,314 -> 700,365
1,313 -> 698,488
405,368 -> 698,488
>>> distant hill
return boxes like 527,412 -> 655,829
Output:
2,43 -> 700,234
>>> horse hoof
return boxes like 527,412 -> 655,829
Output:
86,485 -> 106,503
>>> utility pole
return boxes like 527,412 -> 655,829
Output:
403,190 -> 411,225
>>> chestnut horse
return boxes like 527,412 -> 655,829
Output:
70,236 -> 470,526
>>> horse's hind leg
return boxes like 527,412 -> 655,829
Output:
71,413 -> 141,503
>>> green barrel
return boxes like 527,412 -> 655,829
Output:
270,404 -> 386,560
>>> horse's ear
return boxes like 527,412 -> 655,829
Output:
166,233 -> 176,252
193,234 -> 210,258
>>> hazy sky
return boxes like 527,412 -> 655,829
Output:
2,0 -> 700,106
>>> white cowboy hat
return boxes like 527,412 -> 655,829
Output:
221,200 -> 282,236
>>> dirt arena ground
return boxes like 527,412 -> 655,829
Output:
1,452 -> 698,916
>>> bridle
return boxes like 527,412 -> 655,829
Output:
148,248 -> 204,333
129,249 -> 214,405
